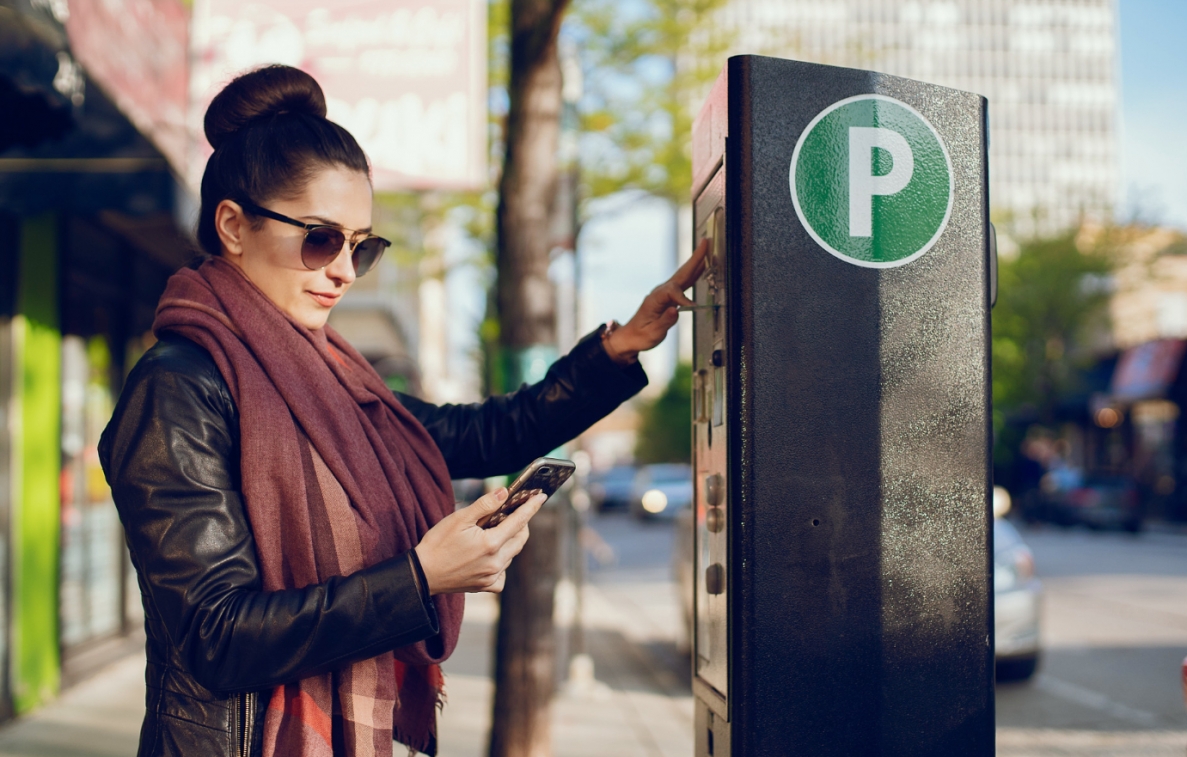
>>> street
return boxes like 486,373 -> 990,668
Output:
998,525 -> 1187,756
579,511 -> 1187,757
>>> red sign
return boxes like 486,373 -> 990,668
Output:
189,0 -> 488,192
64,0 -> 190,175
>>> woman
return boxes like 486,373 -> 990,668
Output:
99,65 -> 706,757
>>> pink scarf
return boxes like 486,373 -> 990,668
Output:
154,256 -> 462,756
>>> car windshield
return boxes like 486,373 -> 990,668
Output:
648,465 -> 691,484
994,518 -> 1023,553
601,468 -> 635,483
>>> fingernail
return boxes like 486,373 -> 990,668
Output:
495,487 -> 508,502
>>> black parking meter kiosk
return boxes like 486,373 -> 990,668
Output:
689,55 -> 993,757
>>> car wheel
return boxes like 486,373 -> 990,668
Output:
996,654 -> 1038,682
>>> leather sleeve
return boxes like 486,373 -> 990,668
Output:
398,326 -> 649,480
99,339 -> 440,695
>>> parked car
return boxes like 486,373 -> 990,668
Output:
672,486 -> 1043,682
1031,475 -> 1143,532
630,463 -> 693,520
673,502 -> 695,655
588,465 -> 638,511
994,515 -> 1042,681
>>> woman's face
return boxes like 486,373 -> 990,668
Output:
215,166 -> 373,330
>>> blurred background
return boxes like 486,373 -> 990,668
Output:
0,0 -> 1185,755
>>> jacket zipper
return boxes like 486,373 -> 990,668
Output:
233,692 -> 255,757
235,692 -> 255,757
244,691 -> 255,757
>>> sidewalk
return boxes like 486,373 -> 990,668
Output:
438,569 -> 694,757
0,570 -> 693,756
0,649 -> 144,756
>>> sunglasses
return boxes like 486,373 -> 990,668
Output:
240,201 -> 391,277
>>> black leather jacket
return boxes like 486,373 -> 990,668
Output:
98,327 -> 646,757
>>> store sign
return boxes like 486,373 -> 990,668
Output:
1111,339 -> 1187,402
789,94 -> 952,269
64,0 -> 190,175
189,0 -> 488,192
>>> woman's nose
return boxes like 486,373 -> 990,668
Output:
325,240 -> 357,285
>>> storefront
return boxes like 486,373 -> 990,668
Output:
0,0 -> 190,716
55,211 -> 178,677
1093,339 -> 1187,520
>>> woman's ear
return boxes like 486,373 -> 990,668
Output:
214,200 -> 248,260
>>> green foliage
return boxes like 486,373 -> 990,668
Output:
992,230 -> 1116,436
569,0 -> 733,205
635,362 -> 692,463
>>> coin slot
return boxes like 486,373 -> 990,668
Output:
712,366 -> 724,427
693,370 -> 710,423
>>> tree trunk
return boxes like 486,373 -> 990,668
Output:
488,506 -> 560,757
489,2 -> 570,757
495,0 -> 568,350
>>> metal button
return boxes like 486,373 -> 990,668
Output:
706,506 -> 724,533
711,349 -> 724,367
704,473 -> 723,506
705,563 -> 725,595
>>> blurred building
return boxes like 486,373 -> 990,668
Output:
718,0 -> 1119,235
1091,227 -> 1187,518
0,0 -> 193,718
1001,227 -> 1187,522
1108,227 -> 1187,350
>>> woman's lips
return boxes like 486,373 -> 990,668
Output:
307,291 -> 341,308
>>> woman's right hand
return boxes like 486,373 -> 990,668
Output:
414,487 -> 545,595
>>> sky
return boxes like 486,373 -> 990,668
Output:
1118,0 -> 1187,229
577,193 -> 679,393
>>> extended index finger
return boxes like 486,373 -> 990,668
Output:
672,238 -> 710,290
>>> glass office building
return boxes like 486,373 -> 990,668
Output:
717,0 -> 1118,236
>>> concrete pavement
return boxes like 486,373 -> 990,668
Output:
437,577 -> 693,757
0,649 -> 143,757
0,540 -> 696,757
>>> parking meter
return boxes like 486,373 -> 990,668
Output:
689,55 -> 993,757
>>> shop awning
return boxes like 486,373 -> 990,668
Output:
1110,339 -> 1187,403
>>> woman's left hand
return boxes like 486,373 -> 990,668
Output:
603,238 -> 710,365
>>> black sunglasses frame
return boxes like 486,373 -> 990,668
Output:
239,200 -> 391,276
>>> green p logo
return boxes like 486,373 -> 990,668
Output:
789,95 -> 953,268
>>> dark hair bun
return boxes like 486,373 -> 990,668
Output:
196,65 -> 368,256
204,65 -> 328,150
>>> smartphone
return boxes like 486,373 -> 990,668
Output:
479,457 -> 576,529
